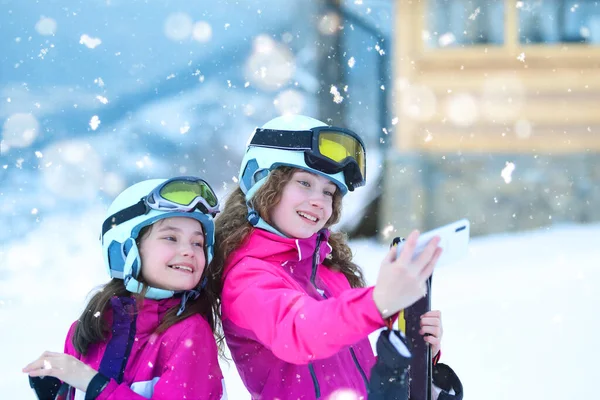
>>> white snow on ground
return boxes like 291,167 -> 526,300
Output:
1,217 -> 598,399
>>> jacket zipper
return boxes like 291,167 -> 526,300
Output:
309,231 -> 369,396
349,347 -> 369,390
308,363 -> 321,398
307,232 -> 323,398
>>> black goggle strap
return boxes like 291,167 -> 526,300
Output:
102,199 -> 148,237
250,129 -> 313,150
252,128 -> 363,171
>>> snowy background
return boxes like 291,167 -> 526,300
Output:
2,0 -> 599,399
2,218 -> 598,399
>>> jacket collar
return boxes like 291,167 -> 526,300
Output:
108,296 -> 181,337
224,228 -> 333,276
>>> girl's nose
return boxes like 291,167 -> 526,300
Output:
309,193 -> 326,209
180,243 -> 195,257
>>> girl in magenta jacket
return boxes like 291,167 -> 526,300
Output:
213,115 -> 445,399
23,177 -> 225,399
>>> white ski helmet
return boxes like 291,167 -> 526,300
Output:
239,115 -> 366,202
101,178 -> 216,300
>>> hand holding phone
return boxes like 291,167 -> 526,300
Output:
396,219 -> 470,268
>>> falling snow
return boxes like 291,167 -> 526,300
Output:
330,85 -> 344,104
89,116 -> 101,130
438,32 -> 456,47
468,7 -> 481,20
501,162 -> 516,184
2,3 -> 598,399
382,224 -> 394,238
35,17 -> 57,36
79,34 -> 102,49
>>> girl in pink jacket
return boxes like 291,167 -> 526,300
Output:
213,115 -> 445,399
23,177 -> 226,400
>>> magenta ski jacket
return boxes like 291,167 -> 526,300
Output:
221,228 -> 387,399
63,296 -> 225,399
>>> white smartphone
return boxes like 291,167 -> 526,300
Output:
395,219 -> 470,267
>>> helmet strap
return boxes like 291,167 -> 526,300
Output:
176,288 -> 201,316
122,238 -> 175,300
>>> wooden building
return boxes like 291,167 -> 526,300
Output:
380,0 -> 600,236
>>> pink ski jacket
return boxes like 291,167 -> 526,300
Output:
64,296 -> 225,399
221,228 -> 387,399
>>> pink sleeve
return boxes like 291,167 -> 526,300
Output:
223,259 -> 386,364
63,321 -> 79,357
96,319 -> 224,400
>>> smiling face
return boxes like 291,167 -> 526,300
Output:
268,170 -> 336,238
138,217 -> 206,292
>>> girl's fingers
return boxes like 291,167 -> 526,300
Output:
419,325 -> 441,337
420,317 -> 440,327
424,335 -> 440,346
383,244 -> 398,263
22,360 -> 43,372
396,230 -> 420,264
22,352 -> 60,373
26,368 -> 56,378
41,351 -> 61,357
421,310 -> 442,319
419,247 -> 441,281
413,236 -> 440,266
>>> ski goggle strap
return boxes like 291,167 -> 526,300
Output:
102,176 -> 219,237
250,127 -> 366,190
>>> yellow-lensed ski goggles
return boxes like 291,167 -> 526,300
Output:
250,126 -> 366,191
102,177 -> 219,236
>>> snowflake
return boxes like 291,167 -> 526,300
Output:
468,7 -> 481,20
382,225 -> 394,238
79,34 -> 102,49
330,86 -> 344,104
89,115 -> 101,130
501,162 -> 515,184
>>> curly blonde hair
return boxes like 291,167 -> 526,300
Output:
211,167 -> 366,296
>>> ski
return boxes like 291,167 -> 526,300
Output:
404,276 -> 432,400
391,236 -> 432,400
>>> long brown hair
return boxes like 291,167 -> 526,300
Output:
72,223 -> 223,356
212,167 -> 366,295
